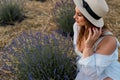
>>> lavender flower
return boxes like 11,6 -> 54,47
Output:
4,31 -> 76,80
52,0 -> 75,37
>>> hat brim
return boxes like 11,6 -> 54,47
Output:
74,0 -> 104,28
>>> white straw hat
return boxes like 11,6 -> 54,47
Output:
73,0 -> 109,27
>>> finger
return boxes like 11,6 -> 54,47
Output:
99,28 -> 102,34
96,28 -> 102,37
94,28 -> 101,35
89,28 -> 92,36
96,28 -> 99,33
87,28 -> 92,40
92,28 -> 96,37
93,28 -> 101,40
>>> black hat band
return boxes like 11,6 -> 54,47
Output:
82,0 -> 101,20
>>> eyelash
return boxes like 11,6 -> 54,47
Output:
75,12 -> 82,17
76,13 -> 82,16
77,13 -> 82,16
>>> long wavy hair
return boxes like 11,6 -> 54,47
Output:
77,18 -> 108,50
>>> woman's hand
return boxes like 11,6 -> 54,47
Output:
82,27 -> 102,58
85,27 -> 102,48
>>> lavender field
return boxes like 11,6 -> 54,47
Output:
0,0 -> 120,79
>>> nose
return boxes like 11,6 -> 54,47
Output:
73,13 -> 78,21
73,13 -> 77,19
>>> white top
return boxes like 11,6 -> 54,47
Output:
73,22 -> 120,80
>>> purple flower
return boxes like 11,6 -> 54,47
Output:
4,31 -> 76,79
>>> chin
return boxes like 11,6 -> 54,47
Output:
76,21 -> 80,25
76,23 -> 82,27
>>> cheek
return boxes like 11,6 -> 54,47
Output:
78,17 -> 86,25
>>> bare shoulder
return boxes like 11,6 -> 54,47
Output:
96,36 -> 117,55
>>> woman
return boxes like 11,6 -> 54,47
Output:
73,0 -> 120,80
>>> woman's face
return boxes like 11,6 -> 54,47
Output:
74,7 -> 87,27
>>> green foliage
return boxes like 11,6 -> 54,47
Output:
0,0 -> 25,25
52,0 -> 75,36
